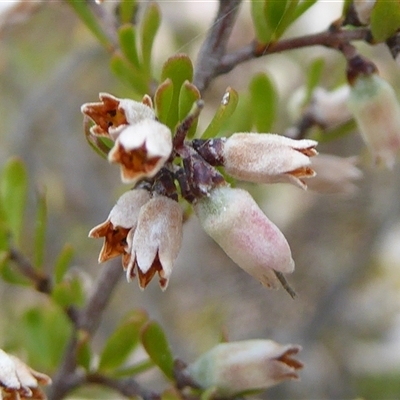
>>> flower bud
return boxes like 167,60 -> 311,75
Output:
348,74 -> 400,169
0,348 -> 51,399
307,154 -> 363,195
186,340 -> 303,396
194,186 -> 294,289
81,92 -> 156,139
88,189 -> 151,264
223,133 -> 317,189
108,119 -> 173,184
126,196 -> 183,290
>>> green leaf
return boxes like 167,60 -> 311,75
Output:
110,53 -> 149,95
370,0 -> 400,42
76,330 -> 92,372
119,0 -> 137,24
0,258 -> 30,286
305,58 -> 325,104
65,0 -> 113,50
0,157 -> 28,245
161,54 -> 194,130
292,0 -> 318,22
99,309 -> 148,371
21,305 -> 72,371
201,88 -> 239,139
140,320 -> 174,380
264,0 -> 290,41
140,2 -> 161,75
217,94 -> 253,136
179,81 -> 201,138
251,0 -> 271,43
249,73 -> 277,132
114,359 -> 154,377
154,79 -> 174,125
118,24 -> 141,70
33,188 -> 47,270
51,276 -> 85,308
54,243 -> 74,284
161,388 -> 183,400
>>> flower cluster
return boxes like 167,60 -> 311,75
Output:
0,349 -> 51,400
82,93 -> 318,292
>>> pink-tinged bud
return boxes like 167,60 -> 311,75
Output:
81,92 -> 155,139
186,340 -> 303,396
108,120 -> 173,184
194,186 -> 294,289
348,74 -> 400,169
223,133 -> 317,189
126,196 -> 183,290
0,349 -> 51,400
307,154 -> 363,195
88,189 -> 151,263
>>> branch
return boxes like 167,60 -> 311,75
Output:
86,373 -> 160,400
216,27 -> 371,78
78,258 -> 122,335
193,0 -> 242,93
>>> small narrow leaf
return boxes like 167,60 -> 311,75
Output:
305,58 -> 325,104
341,0 -> 353,17
179,81 -> 201,138
292,0 -> 318,22
249,73 -> 277,132
110,53 -> 149,95
370,0 -> 400,42
140,320 -> 174,380
202,88 -> 239,139
119,0 -> 137,24
218,94 -> 253,136
140,2 -> 161,74
77,330 -> 92,372
66,0 -> 113,50
118,24 -> 141,70
264,0 -> 289,41
114,359 -> 154,377
0,157 -> 28,245
54,243 -> 74,284
154,79 -> 174,125
99,309 -> 148,371
51,276 -> 84,308
250,0 -> 271,43
33,188 -> 47,270
161,54 -> 194,130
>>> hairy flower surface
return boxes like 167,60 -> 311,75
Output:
308,154 -> 363,195
187,339 -> 303,396
89,189 -> 151,263
223,133 -> 317,189
0,349 -> 51,400
81,92 -> 155,139
126,196 -> 183,290
108,120 -> 172,184
348,74 -> 400,169
194,186 -> 294,289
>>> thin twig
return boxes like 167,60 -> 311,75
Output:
86,373 -> 160,400
216,27 -> 371,78
78,258 -> 122,335
193,0 -> 242,93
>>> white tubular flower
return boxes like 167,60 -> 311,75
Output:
88,189 -> 151,264
186,340 -> 303,396
310,86 -> 352,127
0,349 -> 51,400
108,120 -> 173,184
348,74 -> 400,169
307,154 -> 363,195
223,133 -> 317,189
81,92 -> 156,139
194,186 -> 294,289
126,196 -> 183,290
353,0 -> 376,24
